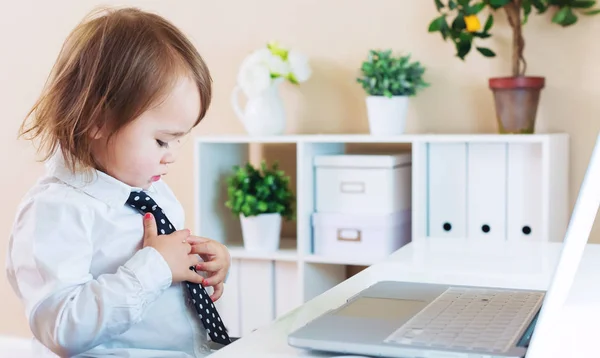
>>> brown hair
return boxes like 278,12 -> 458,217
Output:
19,7 -> 212,173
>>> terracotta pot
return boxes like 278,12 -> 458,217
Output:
488,76 -> 545,134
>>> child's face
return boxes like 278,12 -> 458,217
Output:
92,75 -> 201,189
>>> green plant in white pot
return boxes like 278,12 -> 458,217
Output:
357,49 -> 429,135
225,160 -> 295,252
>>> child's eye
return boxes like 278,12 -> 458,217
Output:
156,139 -> 169,148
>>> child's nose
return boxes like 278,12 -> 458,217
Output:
162,151 -> 176,165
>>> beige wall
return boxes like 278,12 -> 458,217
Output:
2,0 -> 599,337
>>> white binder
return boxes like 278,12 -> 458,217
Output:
427,143 -> 467,237
466,143 -> 507,240
506,143 -> 542,241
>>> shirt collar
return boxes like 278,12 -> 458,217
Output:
46,151 -> 157,208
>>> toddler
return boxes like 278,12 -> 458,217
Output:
6,7 -> 232,358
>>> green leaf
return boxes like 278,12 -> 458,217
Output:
476,47 -> 496,57
584,8 -> 600,14
564,10 -> 578,25
552,7 -> 578,26
552,6 -> 569,23
456,33 -> 473,60
483,14 -> 494,32
428,15 -> 447,32
267,41 -> 288,60
488,0 -> 511,8
452,13 -> 467,31
467,2 -> 486,14
287,72 -> 299,84
522,0 -> 532,24
572,1 -> 596,8
449,0 -> 457,9
257,201 -> 268,212
434,0 -> 444,10
472,31 -> 491,38
531,0 -> 548,13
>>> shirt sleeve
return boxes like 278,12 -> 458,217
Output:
6,193 -> 173,357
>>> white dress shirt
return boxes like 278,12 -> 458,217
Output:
6,153 -> 213,358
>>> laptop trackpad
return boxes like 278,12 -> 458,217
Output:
334,297 -> 428,320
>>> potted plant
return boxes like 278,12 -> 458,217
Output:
428,0 -> 600,134
231,41 -> 312,136
357,49 -> 429,135
225,160 -> 295,252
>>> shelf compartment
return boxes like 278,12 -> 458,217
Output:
194,141 -> 298,249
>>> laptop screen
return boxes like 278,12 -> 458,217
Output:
527,133 -> 600,357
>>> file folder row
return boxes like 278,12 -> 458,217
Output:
426,142 -> 543,241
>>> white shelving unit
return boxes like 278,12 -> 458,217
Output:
193,133 -> 569,337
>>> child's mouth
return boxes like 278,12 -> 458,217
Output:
151,175 -> 161,182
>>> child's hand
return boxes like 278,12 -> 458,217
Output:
187,236 -> 231,301
142,213 -> 202,285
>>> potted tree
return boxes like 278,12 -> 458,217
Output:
428,0 -> 600,134
225,160 -> 295,252
356,49 -> 429,135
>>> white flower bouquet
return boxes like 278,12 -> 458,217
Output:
236,41 -> 312,98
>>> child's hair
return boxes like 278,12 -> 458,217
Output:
19,7 -> 212,173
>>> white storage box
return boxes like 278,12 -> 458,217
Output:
314,154 -> 412,214
311,209 -> 411,261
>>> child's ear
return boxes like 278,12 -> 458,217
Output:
89,124 -> 107,140
89,126 -> 103,140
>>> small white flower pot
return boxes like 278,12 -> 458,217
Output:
239,213 -> 282,252
365,95 -> 409,135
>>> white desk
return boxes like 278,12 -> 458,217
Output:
210,238 -> 600,357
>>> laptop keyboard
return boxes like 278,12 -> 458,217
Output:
383,287 -> 544,353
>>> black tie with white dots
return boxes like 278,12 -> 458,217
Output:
126,190 -> 231,345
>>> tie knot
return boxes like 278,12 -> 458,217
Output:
126,191 -> 157,213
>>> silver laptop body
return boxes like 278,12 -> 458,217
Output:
288,133 -> 600,358
288,281 -> 542,357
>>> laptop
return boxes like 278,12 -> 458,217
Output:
288,133 -> 600,358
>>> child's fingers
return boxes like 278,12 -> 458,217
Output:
188,254 -> 202,268
171,229 -> 191,241
189,241 -> 218,256
195,260 -> 222,272
186,236 -> 211,245
210,283 -> 224,302
142,213 -> 157,243
185,269 -> 204,285
199,254 -> 211,262
202,270 -> 226,287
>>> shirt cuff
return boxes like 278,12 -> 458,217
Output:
124,246 -> 172,300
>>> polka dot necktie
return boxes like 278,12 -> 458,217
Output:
126,190 -> 231,345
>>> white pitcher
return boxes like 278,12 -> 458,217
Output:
231,78 -> 286,136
